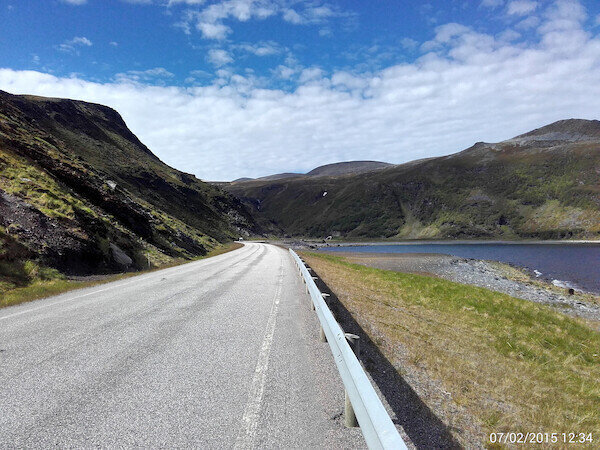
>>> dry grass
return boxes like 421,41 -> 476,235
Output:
0,242 -> 244,309
0,276 -> 132,309
301,252 -> 600,447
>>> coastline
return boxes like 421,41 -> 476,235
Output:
311,249 -> 600,324
316,239 -> 600,246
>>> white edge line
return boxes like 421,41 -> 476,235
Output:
0,243 -> 251,322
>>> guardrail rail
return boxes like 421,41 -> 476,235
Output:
289,248 -> 407,450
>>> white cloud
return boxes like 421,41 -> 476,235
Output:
480,0 -> 504,8
515,15 -> 540,29
298,67 -> 323,83
207,49 -> 233,66
400,37 -> 419,51
72,36 -> 92,46
282,5 -> 334,24
507,0 -> 538,16
498,29 -> 521,41
176,1 -> 350,40
272,65 -> 297,80
196,21 -> 231,39
186,0 -> 277,40
114,67 -> 174,83
282,8 -> 303,24
167,0 -> 205,5
2,0 -> 600,181
109,41 -> 119,47
57,36 -> 93,54
236,41 -> 281,56
61,0 -> 87,4
421,23 -> 472,51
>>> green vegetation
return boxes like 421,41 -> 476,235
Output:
0,90 -> 259,287
226,120 -> 600,239
301,251 -> 600,446
0,276 -> 124,309
0,241 -> 243,309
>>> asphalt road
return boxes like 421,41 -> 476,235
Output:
0,243 -> 365,448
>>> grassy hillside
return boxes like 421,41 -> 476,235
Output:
225,119 -> 600,239
305,160 -> 392,176
0,90 -> 259,293
302,252 -> 600,446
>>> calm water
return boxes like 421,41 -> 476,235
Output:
321,243 -> 600,294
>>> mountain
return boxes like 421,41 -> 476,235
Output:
0,90 -> 259,289
306,160 -> 392,177
223,119 -> 600,239
256,172 -> 303,181
223,160 -> 392,185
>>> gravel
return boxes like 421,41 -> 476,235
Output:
319,251 -> 600,323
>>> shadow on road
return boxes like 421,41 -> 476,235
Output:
307,264 -> 461,450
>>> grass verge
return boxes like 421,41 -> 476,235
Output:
300,251 -> 600,447
0,242 -> 244,309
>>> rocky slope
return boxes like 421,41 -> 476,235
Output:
0,90 -> 259,290
224,119 -> 600,239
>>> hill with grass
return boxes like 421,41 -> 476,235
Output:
0,90 -> 260,292
224,119 -> 600,239
306,160 -> 392,177
220,160 -> 392,185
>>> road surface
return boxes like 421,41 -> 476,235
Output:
0,243 -> 364,448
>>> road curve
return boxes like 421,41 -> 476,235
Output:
0,243 -> 364,448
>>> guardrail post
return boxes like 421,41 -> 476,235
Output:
344,333 -> 360,427
345,333 -> 360,359
319,325 -> 327,342
345,390 -> 358,428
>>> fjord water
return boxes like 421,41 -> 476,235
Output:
322,243 -> 600,294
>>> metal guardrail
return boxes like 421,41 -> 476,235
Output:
289,248 -> 407,450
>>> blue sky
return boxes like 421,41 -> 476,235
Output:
2,0 -> 600,180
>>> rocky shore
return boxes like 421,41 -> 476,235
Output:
310,249 -> 600,324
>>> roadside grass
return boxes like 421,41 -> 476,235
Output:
0,276 -> 132,309
301,252 -> 600,445
0,242 -> 243,309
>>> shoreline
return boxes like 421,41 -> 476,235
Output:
312,250 -> 600,324
317,239 -> 600,246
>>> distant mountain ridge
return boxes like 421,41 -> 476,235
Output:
224,119 -> 600,240
307,160 -> 392,176
225,160 -> 393,184
0,90 -> 259,288
511,118 -> 600,143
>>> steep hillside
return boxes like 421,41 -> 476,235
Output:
0,90 -> 259,290
224,119 -> 600,239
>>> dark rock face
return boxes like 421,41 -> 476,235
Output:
0,190 -> 103,274
109,243 -> 133,269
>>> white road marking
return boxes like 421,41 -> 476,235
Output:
234,256 -> 284,450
